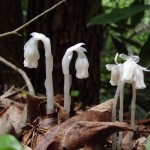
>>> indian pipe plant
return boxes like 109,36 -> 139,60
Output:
24,33 -> 89,116
106,49 -> 150,150
24,32 -> 54,115
62,43 -> 89,114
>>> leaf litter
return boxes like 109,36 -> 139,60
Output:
0,87 -> 150,149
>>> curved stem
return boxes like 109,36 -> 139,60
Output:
112,81 -> 120,150
129,82 -> 136,150
117,82 -> 124,150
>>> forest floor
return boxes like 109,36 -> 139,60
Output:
0,86 -> 149,150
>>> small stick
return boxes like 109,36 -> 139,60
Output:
0,0 -> 66,38
0,56 -> 35,94
0,85 -> 15,98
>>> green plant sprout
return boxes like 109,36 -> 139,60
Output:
62,43 -> 89,114
24,32 -> 54,115
106,49 -> 150,150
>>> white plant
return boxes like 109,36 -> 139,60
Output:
62,43 -> 89,114
24,32 -> 54,114
106,49 -> 149,150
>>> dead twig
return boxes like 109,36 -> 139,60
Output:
0,85 -> 26,99
0,56 -> 35,94
0,0 -> 66,37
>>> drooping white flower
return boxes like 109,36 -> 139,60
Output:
105,53 -> 122,86
62,43 -> 89,78
23,32 -> 54,114
24,36 -> 40,68
75,48 -> 89,79
133,66 -> 146,89
119,50 -> 150,89
106,49 -> 150,149
106,50 -> 150,89
62,43 -> 89,114
106,64 -> 122,86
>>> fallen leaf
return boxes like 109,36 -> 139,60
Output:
54,101 -> 69,124
62,121 -> 131,150
0,104 -> 23,129
26,94 -> 46,122
135,137 -> 146,150
35,100 -> 132,150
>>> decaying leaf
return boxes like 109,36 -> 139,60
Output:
0,104 -> 23,128
135,137 -> 146,150
35,100 -> 132,150
0,104 -> 24,137
54,94 -> 75,117
89,99 -> 113,113
0,118 -> 15,136
35,121 -> 131,150
62,121 -> 131,150
54,101 -> 69,124
26,94 -> 46,122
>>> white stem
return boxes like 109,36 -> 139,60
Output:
64,74 -> 72,114
117,82 -> 124,150
45,54 -> 54,114
112,81 -> 120,150
129,82 -> 136,150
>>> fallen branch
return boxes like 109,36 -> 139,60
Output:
0,0 -> 66,37
0,56 -> 35,94
0,85 -> 26,99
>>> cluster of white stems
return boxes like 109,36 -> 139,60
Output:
24,32 -> 89,115
106,49 -> 150,150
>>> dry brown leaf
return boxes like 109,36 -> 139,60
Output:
0,118 -> 15,136
135,137 -> 146,150
35,121 -> 131,150
62,121 -> 131,150
0,97 -> 25,109
54,101 -> 69,124
26,94 -> 46,122
34,100 -> 132,150
22,143 -> 33,150
89,99 -> 112,113
0,104 -> 23,128
0,103 -> 24,137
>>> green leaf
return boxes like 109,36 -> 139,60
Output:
0,135 -> 23,150
146,135 -> 150,150
88,5 -> 150,26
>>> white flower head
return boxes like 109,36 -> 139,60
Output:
133,66 -> 146,89
75,48 -> 89,79
119,49 -> 150,89
106,49 -> 150,89
24,32 -> 51,68
106,64 -> 122,86
62,43 -> 89,78
106,53 -> 122,86
24,36 -> 40,68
